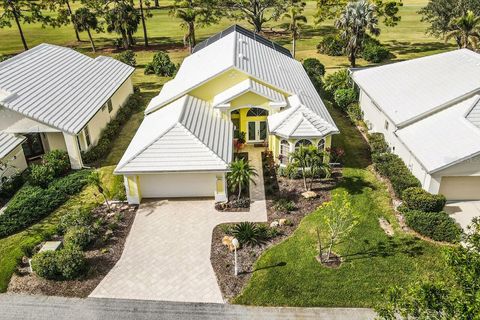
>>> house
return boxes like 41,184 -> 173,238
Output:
116,25 -> 339,204
0,44 -> 134,181
351,49 -> 480,201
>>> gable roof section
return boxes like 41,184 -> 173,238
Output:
0,44 -> 134,135
212,78 -> 286,107
0,132 -> 25,158
115,95 -> 232,173
144,25 -> 337,132
466,97 -> 480,128
351,49 -> 480,126
396,95 -> 480,174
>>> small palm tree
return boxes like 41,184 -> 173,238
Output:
335,0 -> 380,67
289,145 -> 312,191
175,6 -> 197,52
72,8 -> 99,52
309,148 -> 331,190
88,170 -> 111,211
282,0 -> 307,58
228,158 -> 258,199
446,11 -> 480,49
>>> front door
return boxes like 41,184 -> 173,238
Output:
247,121 -> 267,143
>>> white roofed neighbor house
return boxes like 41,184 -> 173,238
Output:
117,25 -> 339,204
0,44 -> 134,181
352,49 -> 480,201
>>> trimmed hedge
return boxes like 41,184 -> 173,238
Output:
368,132 -> 390,154
404,210 -> 462,243
402,187 -> 446,213
334,88 -> 357,111
31,246 -> 87,280
0,170 -> 91,238
64,226 -> 93,250
82,93 -> 143,164
362,43 -> 390,63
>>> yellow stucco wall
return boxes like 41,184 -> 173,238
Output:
189,69 -> 249,101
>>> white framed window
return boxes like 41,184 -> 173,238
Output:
295,139 -> 312,150
384,120 -> 389,130
84,126 -> 91,147
247,107 -> 268,117
280,140 -> 290,165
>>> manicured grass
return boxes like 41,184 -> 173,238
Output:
233,108 -> 450,307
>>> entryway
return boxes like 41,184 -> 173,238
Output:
247,120 -> 267,143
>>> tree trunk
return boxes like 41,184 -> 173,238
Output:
349,50 -> 356,68
86,29 -> 96,52
121,30 -> 129,49
189,22 -> 196,53
12,7 -> 28,51
326,238 -> 334,262
65,0 -> 81,42
127,31 -> 135,48
301,166 -> 308,191
292,33 -> 296,58
316,228 -> 323,263
154,0 -> 160,7
139,0 -> 149,47
253,17 -> 262,33
238,181 -> 242,199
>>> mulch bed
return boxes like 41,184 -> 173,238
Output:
7,203 -> 137,298
210,161 -> 340,301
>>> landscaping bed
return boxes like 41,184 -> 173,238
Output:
210,153 -> 339,301
7,202 -> 137,297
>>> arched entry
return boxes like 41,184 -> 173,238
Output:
245,107 -> 269,143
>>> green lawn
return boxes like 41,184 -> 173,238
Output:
233,107 -> 450,307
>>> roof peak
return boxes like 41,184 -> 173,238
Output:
192,24 -> 292,58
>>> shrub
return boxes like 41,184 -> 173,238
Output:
58,209 -> 93,234
31,250 -> 60,280
49,169 -> 91,195
230,222 -> 268,247
56,247 -> 87,279
362,43 -> 390,63
64,226 -> 93,250
278,163 -> 302,179
324,69 -> 351,96
144,51 -> 177,76
402,187 -> 446,213
273,198 -> 296,212
368,132 -> 390,154
404,210 -> 462,243
347,103 -> 362,123
29,164 -> 54,188
0,172 -> 24,199
115,50 -> 136,67
43,150 -> 70,177
334,88 -> 357,111
303,58 -> 326,78
317,34 -> 345,56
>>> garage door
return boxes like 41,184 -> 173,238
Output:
138,173 -> 217,198
439,176 -> 480,200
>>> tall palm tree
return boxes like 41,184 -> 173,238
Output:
446,10 -> 480,49
335,0 -> 380,67
174,6 -> 197,52
72,8 -> 98,52
282,0 -> 307,58
227,158 -> 258,199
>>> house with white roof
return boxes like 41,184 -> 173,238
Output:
352,49 -> 480,200
117,25 -> 339,204
0,44 -> 134,180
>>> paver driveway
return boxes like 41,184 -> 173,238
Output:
90,148 -> 267,303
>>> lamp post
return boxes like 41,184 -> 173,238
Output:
232,238 -> 239,276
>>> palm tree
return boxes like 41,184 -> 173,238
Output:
282,0 -> 307,58
88,170 -> 111,211
290,145 -> 311,191
72,8 -> 98,52
446,10 -> 480,49
174,6 -> 197,52
308,148 -> 331,190
227,158 -> 258,199
335,0 -> 380,67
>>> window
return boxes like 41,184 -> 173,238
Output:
280,140 -> 290,165
384,120 -> 389,130
107,99 -> 113,113
247,108 -> 268,117
84,126 -> 91,147
231,110 -> 240,115
318,138 -> 325,151
295,139 -> 312,150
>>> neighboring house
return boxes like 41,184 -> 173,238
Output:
352,49 -> 480,201
117,25 -> 339,204
0,44 -> 134,181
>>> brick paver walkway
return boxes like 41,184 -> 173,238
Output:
90,147 -> 267,303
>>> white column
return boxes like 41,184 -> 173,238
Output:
63,133 -> 83,169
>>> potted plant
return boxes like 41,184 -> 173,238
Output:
233,131 -> 246,153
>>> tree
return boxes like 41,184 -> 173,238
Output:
376,218 -> 480,319
445,10 -> 480,49
171,0 -> 219,53
419,0 -> 480,47
282,0 -> 307,58
227,158 -> 258,199
308,147 -> 331,190
222,0 -> 289,33
105,2 -> 140,49
317,191 -> 359,263
289,145 -> 311,191
88,170 -> 112,211
72,8 -> 99,52
138,0 -> 152,46
154,0 -> 160,8
290,145 -> 331,191
0,0 -> 51,51
42,0 -> 81,42
335,0 -> 380,68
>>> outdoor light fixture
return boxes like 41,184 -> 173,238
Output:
232,238 -> 240,276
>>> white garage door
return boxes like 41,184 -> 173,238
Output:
139,173 -> 217,198
439,176 -> 480,201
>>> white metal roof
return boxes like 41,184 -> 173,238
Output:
396,95 -> 480,173
351,49 -> 480,126
115,95 -> 233,173
0,132 -> 25,158
144,26 -> 337,133
212,78 -> 286,107
0,44 -> 134,135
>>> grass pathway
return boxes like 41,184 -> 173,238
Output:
233,107 -> 450,307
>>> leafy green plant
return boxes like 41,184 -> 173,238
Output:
56,246 -> 87,280
231,222 -> 268,247
64,226 -> 93,250
115,50 -> 136,67
31,250 -> 59,280
58,209 -> 93,234
28,164 -> 54,188
317,34 -> 346,56
361,42 -> 390,63
404,210 -> 461,243
144,51 -> 177,76
88,170 -> 112,211
227,158 -> 258,199
368,132 -> 390,154
324,69 -> 351,96
346,103 -> 362,123
334,88 -> 357,111
402,187 -> 446,213
43,150 -> 70,177
273,198 -> 296,212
